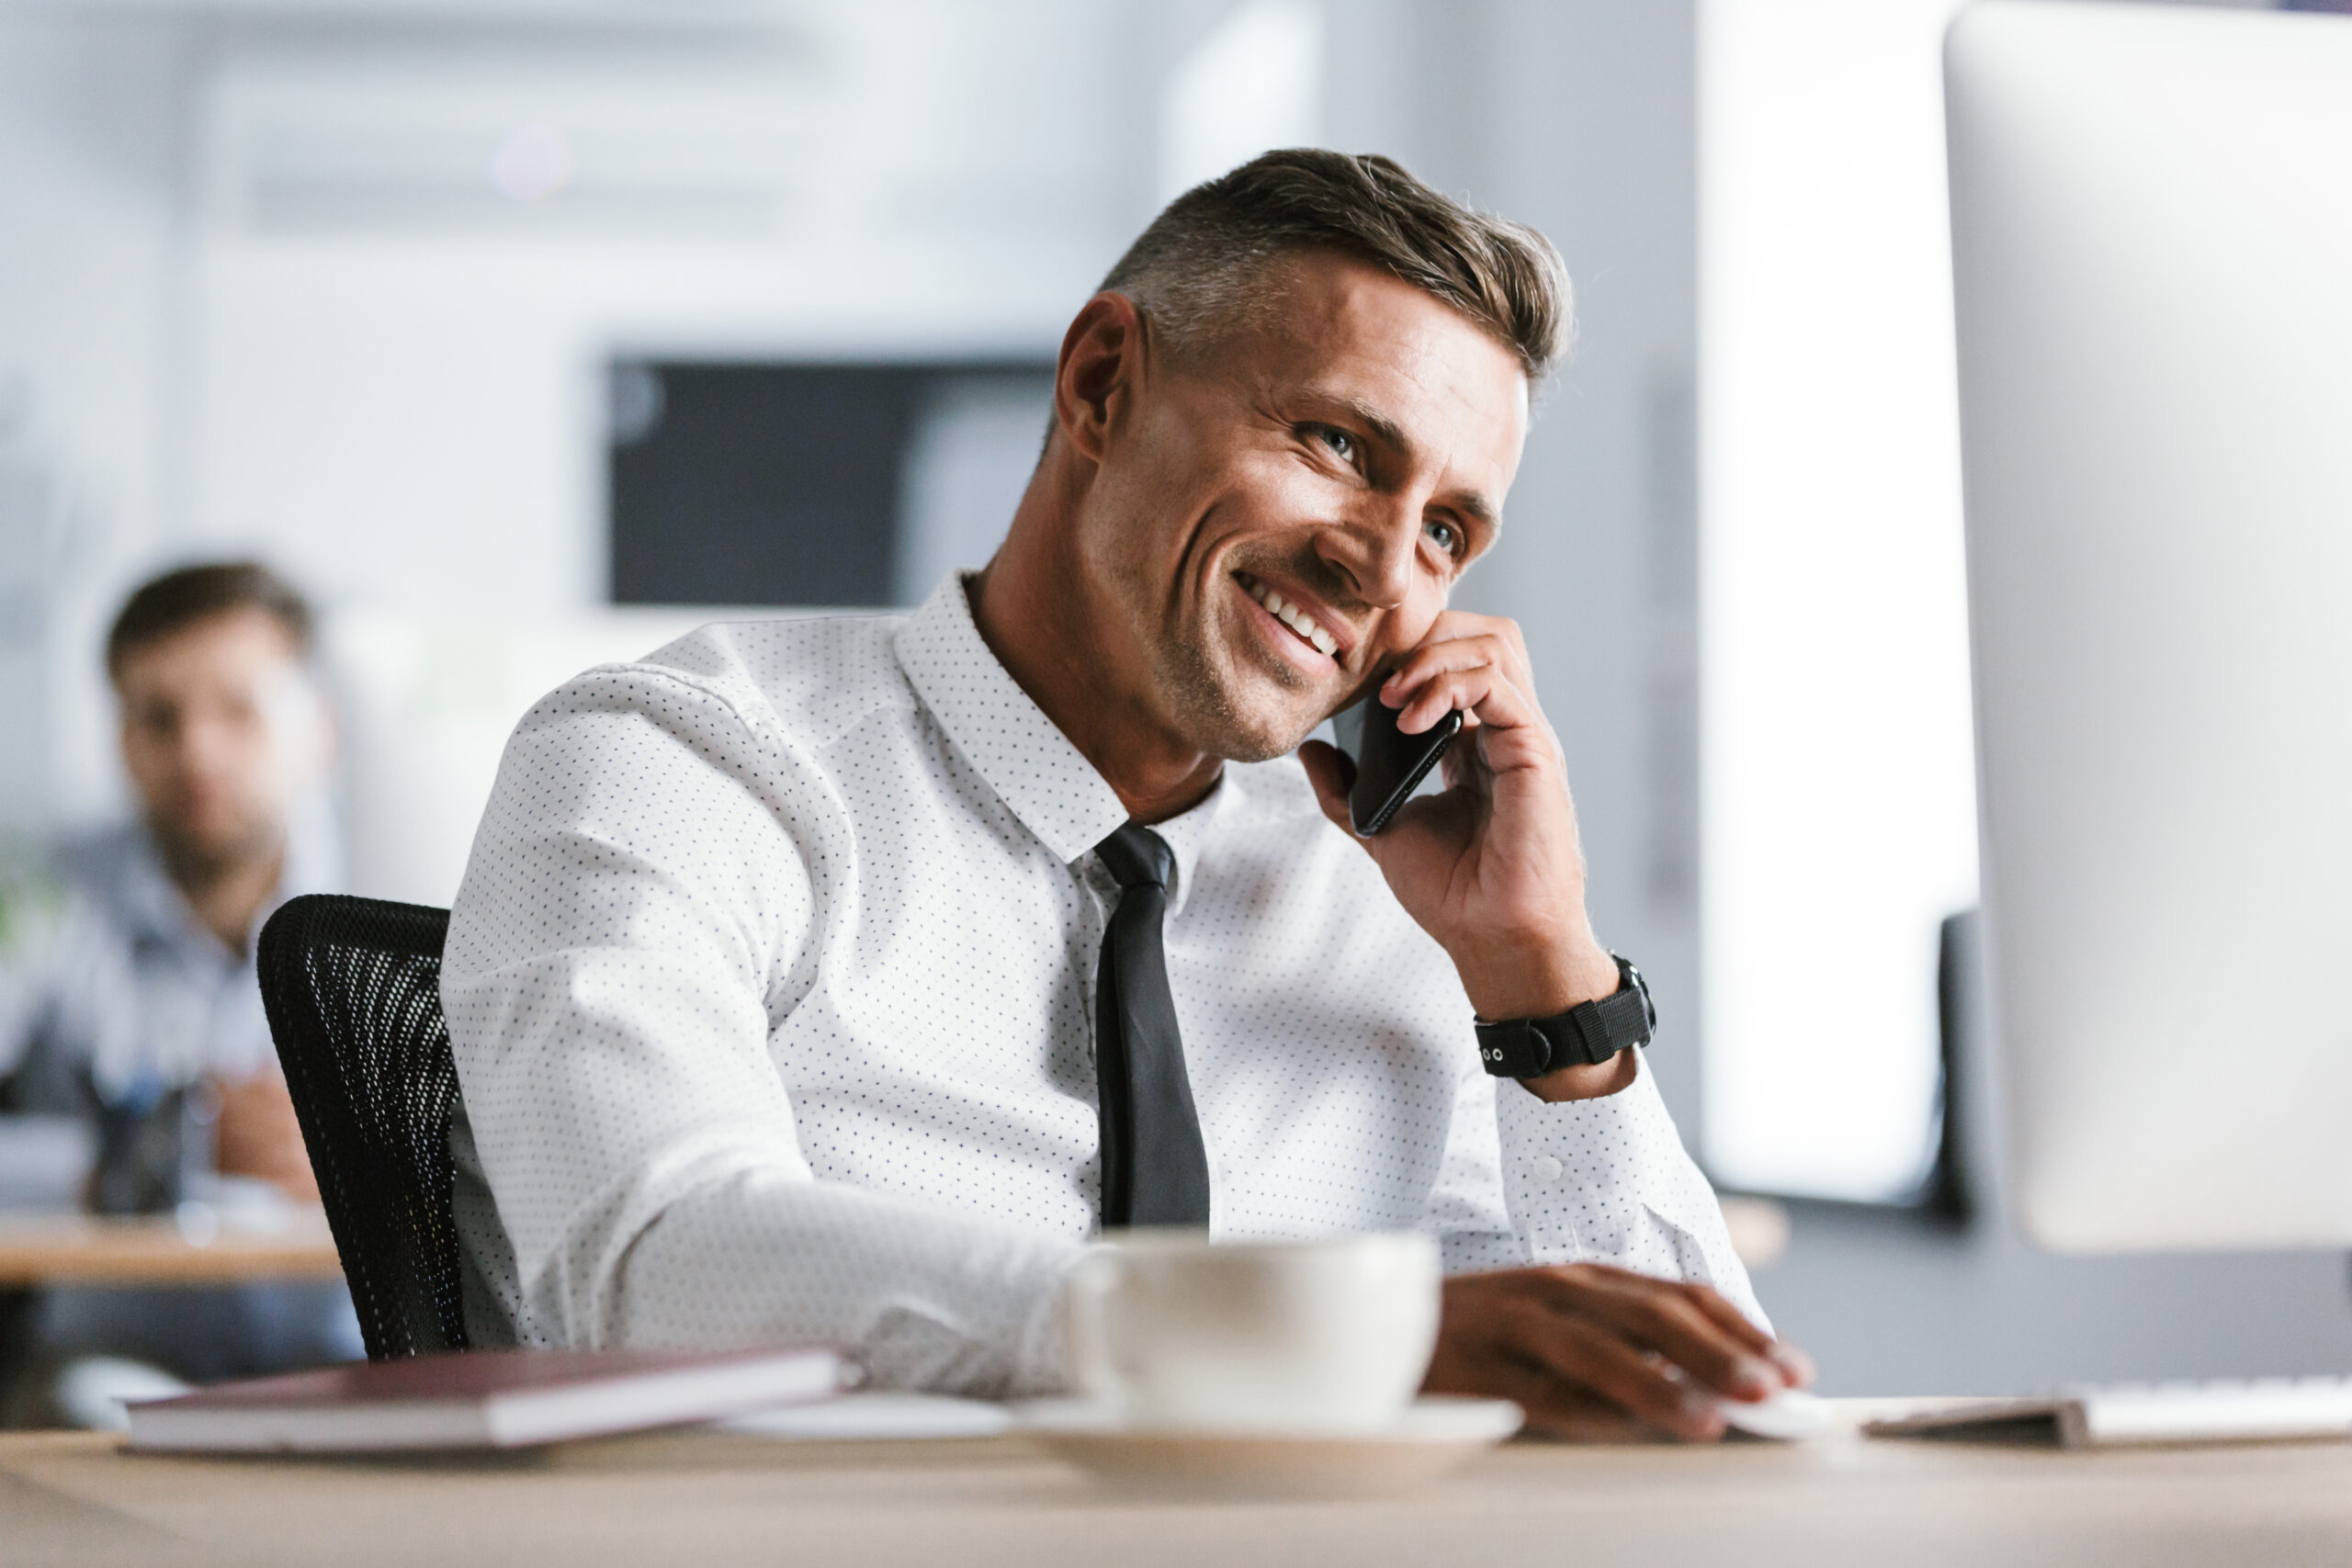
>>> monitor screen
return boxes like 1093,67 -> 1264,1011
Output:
606,359 -> 1054,608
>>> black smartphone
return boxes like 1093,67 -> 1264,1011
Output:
1339,696 -> 1464,836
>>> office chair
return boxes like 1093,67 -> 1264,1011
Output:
256,894 -> 469,1360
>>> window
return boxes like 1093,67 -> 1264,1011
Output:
1697,0 -> 1978,1202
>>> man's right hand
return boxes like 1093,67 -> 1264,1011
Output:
210,1073 -> 322,1205
1423,1263 -> 1814,1441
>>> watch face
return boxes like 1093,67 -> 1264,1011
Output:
1622,959 -> 1657,1032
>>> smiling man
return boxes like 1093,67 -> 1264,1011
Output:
446,151 -> 1808,1439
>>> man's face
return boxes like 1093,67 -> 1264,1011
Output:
114,609 -> 327,872
1077,253 -> 1528,761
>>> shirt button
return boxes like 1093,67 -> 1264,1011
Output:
1532,1156 -> 1565,1183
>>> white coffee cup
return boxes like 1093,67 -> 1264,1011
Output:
1062,1230 -> 1442,1432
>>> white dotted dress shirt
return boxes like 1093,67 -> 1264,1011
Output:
443,575 -> 1761,1396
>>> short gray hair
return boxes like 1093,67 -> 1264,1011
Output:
1101,149 -> 1572,383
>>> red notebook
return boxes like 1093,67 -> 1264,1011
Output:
123,1348 -> 848,1453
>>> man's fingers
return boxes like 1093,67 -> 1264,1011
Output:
1386,661 -> 1527,738
1379,637 -> 1521,721
1505,1305 -> 1728,1438
1385,615 -> 1538,695
1432,1325 -> 1719,1443
1378,645 -> 1555,752
1407,610 -> 1531,671
1430,1269 -> 1782,1443
1379,633 -> 1505,695
1682,1283 -> 1787,1364
1530,1269 -> 1783,1401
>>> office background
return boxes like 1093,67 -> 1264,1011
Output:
1,0 -> 2346,1395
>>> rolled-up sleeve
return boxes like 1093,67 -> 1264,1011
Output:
442,664 -> 1080,1396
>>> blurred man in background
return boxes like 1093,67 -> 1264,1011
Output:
0,561 -> 361,1427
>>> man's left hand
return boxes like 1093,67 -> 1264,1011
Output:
1298,610 -> 1629,1101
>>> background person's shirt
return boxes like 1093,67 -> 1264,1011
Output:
2,813 -> 331,1108
444,576 -> 1760,1397
0,806 -> 364,1384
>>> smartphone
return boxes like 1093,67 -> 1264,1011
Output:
1339,696 -> 1464,836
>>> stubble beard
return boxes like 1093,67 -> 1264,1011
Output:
1150,593 -> 1327,765
150,808 -> 283,897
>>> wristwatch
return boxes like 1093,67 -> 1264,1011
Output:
1474,954 -> 1655,1077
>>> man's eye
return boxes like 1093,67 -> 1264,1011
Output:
1314,426 -> 1356,463
1424,518 -> 1462,557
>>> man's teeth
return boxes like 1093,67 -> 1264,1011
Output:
1246,580 -> 1340,657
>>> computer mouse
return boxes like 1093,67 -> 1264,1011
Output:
1713,1387 -> 1832,1440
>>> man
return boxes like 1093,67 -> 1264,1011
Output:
0,562 -> 361,1423
447,151 -> 1809,1439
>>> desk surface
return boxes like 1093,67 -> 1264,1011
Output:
4,1403 -> 2349,1568
0,1212 -> 343,1287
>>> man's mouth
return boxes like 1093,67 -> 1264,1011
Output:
1238,574 -> 1340,658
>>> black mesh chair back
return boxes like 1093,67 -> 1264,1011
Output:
256,894 -> 468,1360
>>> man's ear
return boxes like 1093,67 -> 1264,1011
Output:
1052,291 -> 1146,466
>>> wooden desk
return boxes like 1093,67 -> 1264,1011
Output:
3,1404 -> 2348,1568
0,1213 -> 343,1287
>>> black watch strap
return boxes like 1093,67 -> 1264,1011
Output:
1475,955 -> 1655,1077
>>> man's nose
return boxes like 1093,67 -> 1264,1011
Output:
175,715 -> 240,774
1314,499 -> 1419,610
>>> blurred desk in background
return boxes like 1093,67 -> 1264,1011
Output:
3,1403 -> 2349,1568
0,1212 -> 342,1288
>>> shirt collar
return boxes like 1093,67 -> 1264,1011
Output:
895,574 -> 1132,865
1141,769 -> 1233,922
116,831 -> 197,950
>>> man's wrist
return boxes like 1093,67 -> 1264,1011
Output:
1456,934 -> 1621,1022
1517,1049 -> 1638,1102
1464,939 -> 1642,1103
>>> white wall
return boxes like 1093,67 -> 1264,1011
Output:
0,0 -> 1149,836
0,14 -> 185,832
182,11 -> 1139,616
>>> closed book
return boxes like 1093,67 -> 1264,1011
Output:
124,1348 -> 847,1453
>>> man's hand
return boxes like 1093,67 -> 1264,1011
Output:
1298,611 -> 1625,1100
210,1073 -> 322,1204
1426,1263 -> 1815,1441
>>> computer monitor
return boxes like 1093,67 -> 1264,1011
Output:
1946,1 -> 2352,1253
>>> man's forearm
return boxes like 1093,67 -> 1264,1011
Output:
594,1172 -> 1086,1398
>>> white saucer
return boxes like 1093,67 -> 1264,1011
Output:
1014,1397 -> 1524,1497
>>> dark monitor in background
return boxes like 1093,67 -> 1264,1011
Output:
607,359 -> 1055,607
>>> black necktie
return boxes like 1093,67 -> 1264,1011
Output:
1092,824 -> 1212,1228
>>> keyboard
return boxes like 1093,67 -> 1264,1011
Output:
1865,1377 -> 2352,1449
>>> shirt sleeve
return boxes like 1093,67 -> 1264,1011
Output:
1486,1052 -> 1769,1330
442,663 -> 1081,1397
